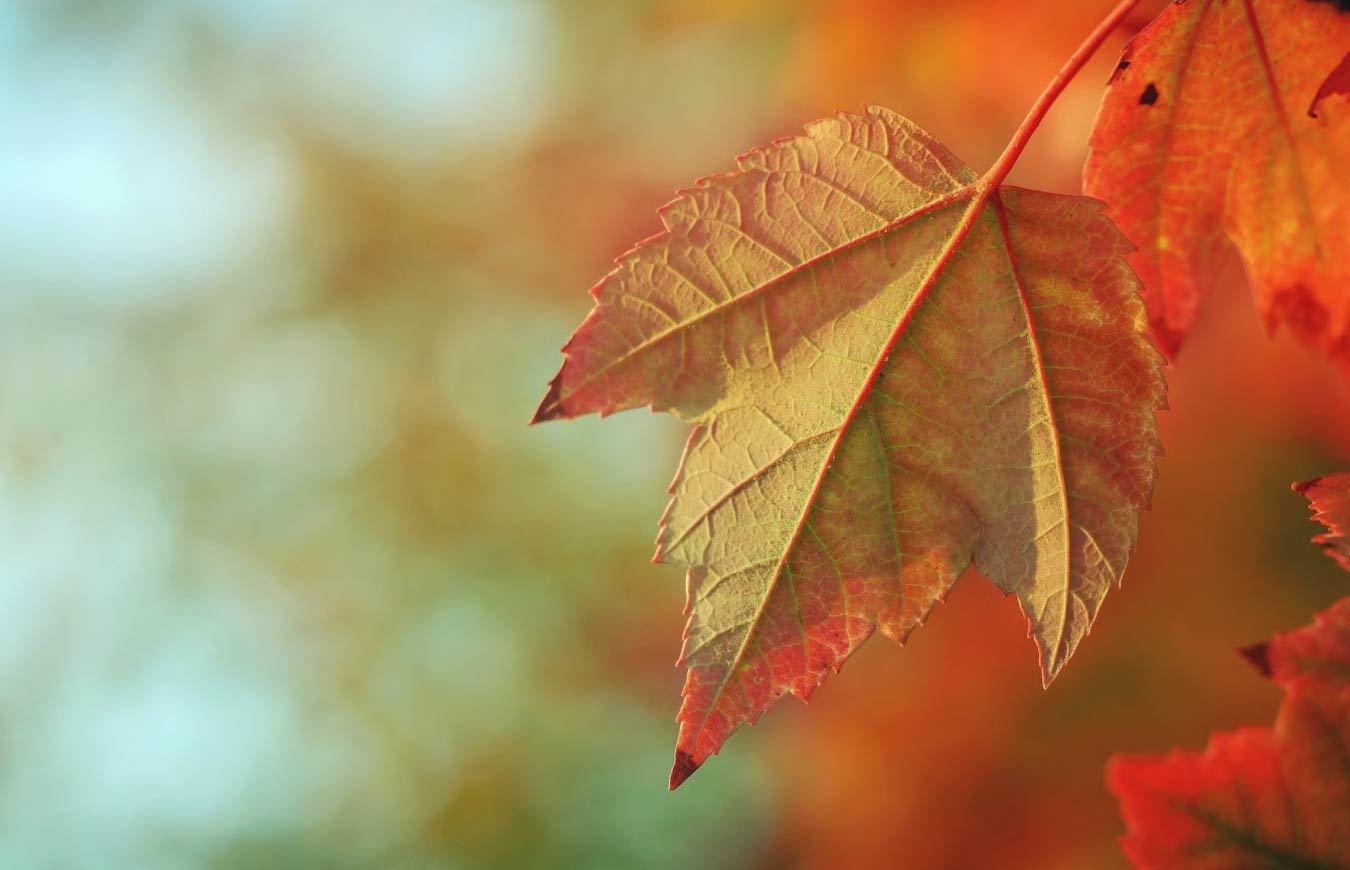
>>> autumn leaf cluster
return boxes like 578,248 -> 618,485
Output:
533,0 -> 1350,852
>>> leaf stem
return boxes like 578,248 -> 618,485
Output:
981,0 -> 1147,189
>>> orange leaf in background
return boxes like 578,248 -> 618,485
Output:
1084,0 -> 1350,363
1295,472 -> 1350,571
1108,601 -> 1350,868
1107,486 -> 1350,869
535,106 -> 1165,787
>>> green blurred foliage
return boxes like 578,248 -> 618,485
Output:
0,1 -> 782,866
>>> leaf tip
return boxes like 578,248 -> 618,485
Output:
1292,476 -> 1322,497
1038,651 -> 1066,689
1308,50 -> 1350,119
669,750 -> 701,790
530,375 -> 567,425
1238,641 -> 1272,678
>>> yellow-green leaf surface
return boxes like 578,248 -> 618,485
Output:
534,107 -> 1165,788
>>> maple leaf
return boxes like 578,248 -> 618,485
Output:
1295,472 -> 1350,571
1107,596 -> 1350,869
1084,0 -> 1350,363
534,105 -> 1165,787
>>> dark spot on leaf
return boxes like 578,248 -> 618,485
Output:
1107,58 -> 1132,85
1306,0 -> 1350,12
1239,642 -> 1272,677
1139,83 -> 1160,106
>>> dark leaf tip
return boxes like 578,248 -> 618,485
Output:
669,750 -> 701,790
530,377 -> 566,425
1239,642 -> 1272,677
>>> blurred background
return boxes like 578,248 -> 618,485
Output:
3,0 -> 1348,867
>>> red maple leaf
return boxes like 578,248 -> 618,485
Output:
1107,482 -> 1350,868
1085,0 -> 1350,364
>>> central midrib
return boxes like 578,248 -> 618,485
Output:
682,181 -> 1014,750
993,194 -> 1074,681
